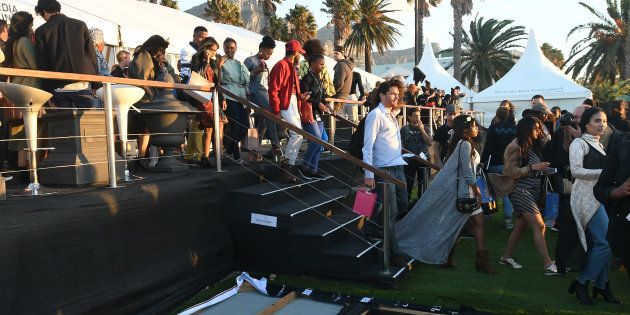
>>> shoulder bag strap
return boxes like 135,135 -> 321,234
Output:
456,141 -> 462,196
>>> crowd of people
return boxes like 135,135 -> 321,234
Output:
1,0 -> 630,308
0,0 -> 373,182
362,78 -> 630,305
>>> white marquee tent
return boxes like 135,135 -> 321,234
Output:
406,40 -> 474,101
1,0 -> 382,89
472,30 -> 592,125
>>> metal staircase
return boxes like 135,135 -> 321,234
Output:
228,174 -> 414,286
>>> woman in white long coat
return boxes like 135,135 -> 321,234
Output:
567,106 -> 621,305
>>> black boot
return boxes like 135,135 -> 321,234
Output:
593,282 -> 622,304
568,279 -> 593,305
198,156 -> 214,168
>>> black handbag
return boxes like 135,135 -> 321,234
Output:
455,142 -> 479,213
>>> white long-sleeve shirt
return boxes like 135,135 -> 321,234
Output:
179,42 -> 198,80
362,103 -> 406,179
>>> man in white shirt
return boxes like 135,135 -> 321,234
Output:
362,80 -> 407,258
178,26 -> 207,83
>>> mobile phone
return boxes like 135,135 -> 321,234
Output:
540,168 -> 557,175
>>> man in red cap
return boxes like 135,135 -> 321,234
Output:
269,40 -> 310,182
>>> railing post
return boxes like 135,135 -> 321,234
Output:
429,107 -> 434,138
328,101 -> 336,148
212,89 -> 223,172
103,82 -> 117,188
402,105 -> 407,126
359,103 -> 365,120
379,181 -> 393,274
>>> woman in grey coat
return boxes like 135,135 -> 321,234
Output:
396,115 -> 496,273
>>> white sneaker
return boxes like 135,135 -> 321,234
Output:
499,257 -> 523,269
504,219 -> 514,229
544,261 -> 560,276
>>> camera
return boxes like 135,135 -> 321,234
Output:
558,113 -> 574,127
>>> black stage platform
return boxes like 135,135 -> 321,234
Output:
0,154 -> 376,314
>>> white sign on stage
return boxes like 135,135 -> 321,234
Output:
250,213 -> 277,228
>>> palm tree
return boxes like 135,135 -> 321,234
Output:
345,0 -> 402,73
321,0 -> 356,47
565,0 -> 629,83
409,0 -> 442,64
261,0 -> 284,35
205,0 -> 244,27
286,5 -> 318,43
450,0 -> 474,81
443,17 -> 526,91
268,15 -> 290,42
160,0 -> 179,9
540,43 -> 565,69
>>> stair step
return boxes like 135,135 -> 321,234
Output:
230,176 -> 333,196
291,213 -> 360,237
290,213 -> 363,265
264,188 -> 347,218
229,176 -> 336,210
324,236 -> 381,259
293,234 -> 380,274
230,189 -> 349,230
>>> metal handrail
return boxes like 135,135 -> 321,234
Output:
0,68 -> 213,91
330,113 -> 441,171
0,67 -> 214,189
217,87 -> 405,188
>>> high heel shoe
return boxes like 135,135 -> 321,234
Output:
593,282 -> 622,304
568,279 -> 593,305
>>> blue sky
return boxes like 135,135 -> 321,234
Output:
178,0 -> 610,57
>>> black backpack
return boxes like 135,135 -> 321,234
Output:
348,116 -> 367,160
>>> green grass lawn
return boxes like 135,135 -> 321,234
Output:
172,207 -> 630,315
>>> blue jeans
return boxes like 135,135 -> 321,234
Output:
487,165 -> 513,219
577,204 -> 611,288
250,91 -> 279,146
52,89 -> 100,108
302,121 -> 324,172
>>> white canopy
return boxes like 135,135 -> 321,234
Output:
473,30 -> 591,124
3,0 -> 382,89
406,40 -> 474,98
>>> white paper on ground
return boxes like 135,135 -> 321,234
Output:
177,272 -> 269,315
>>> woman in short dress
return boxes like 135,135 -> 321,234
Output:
499,116 -> 558,275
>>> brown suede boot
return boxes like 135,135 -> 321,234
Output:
440,249 -> 458,269
475,250 -> 498,274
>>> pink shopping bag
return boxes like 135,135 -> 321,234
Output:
353,188 -> 377,218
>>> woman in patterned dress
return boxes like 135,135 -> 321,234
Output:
499,116 -> 558,275
396,115 -> 497,274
